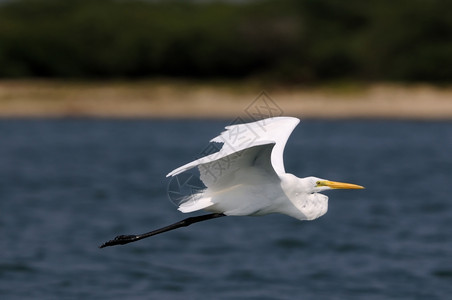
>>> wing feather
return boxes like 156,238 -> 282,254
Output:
166,117 -> 300,213
167,116 -> 300,177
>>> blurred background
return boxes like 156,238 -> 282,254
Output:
0,0 -> 452,118
1,1 -> 452,299
1,0 -> 452,82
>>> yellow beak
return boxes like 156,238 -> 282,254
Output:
317,180 -> 365,189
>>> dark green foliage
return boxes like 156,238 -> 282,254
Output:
0,0 -> 451,82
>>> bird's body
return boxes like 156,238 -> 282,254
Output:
100,116 -> 363,248
167,117 -> 362,221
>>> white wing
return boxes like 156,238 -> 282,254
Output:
167,116 -> 300,178
177,142 -> 277,213
166,117 -> 300,213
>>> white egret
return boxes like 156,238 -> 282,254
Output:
100,117 -> 364,248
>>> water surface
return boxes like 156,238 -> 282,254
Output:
1,119 -> 451,299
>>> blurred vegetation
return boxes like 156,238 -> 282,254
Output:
0,0 -> 451,83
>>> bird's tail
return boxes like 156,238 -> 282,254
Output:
178,192 -> 214,213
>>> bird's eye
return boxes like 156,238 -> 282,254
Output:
316,181 -> 321,186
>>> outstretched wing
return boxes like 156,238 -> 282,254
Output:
167,117 -> 300,180
177,142 -> 276,213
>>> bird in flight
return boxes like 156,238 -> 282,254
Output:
100,117 -> 364,248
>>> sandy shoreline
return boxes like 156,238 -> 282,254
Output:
1,80 -> 451,119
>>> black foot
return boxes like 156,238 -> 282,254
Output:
99,234 -> 138,248
99,213 -> 226,249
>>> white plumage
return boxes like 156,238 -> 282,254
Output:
99,117 -> 365,248
167,117 -> 363,221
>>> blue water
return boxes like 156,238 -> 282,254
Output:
1,119 -> 451,299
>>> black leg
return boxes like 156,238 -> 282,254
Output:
99,213 -> 226,248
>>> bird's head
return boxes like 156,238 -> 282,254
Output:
305,176 -> 365,193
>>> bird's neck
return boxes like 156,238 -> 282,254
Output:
278,174 -> 329,221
